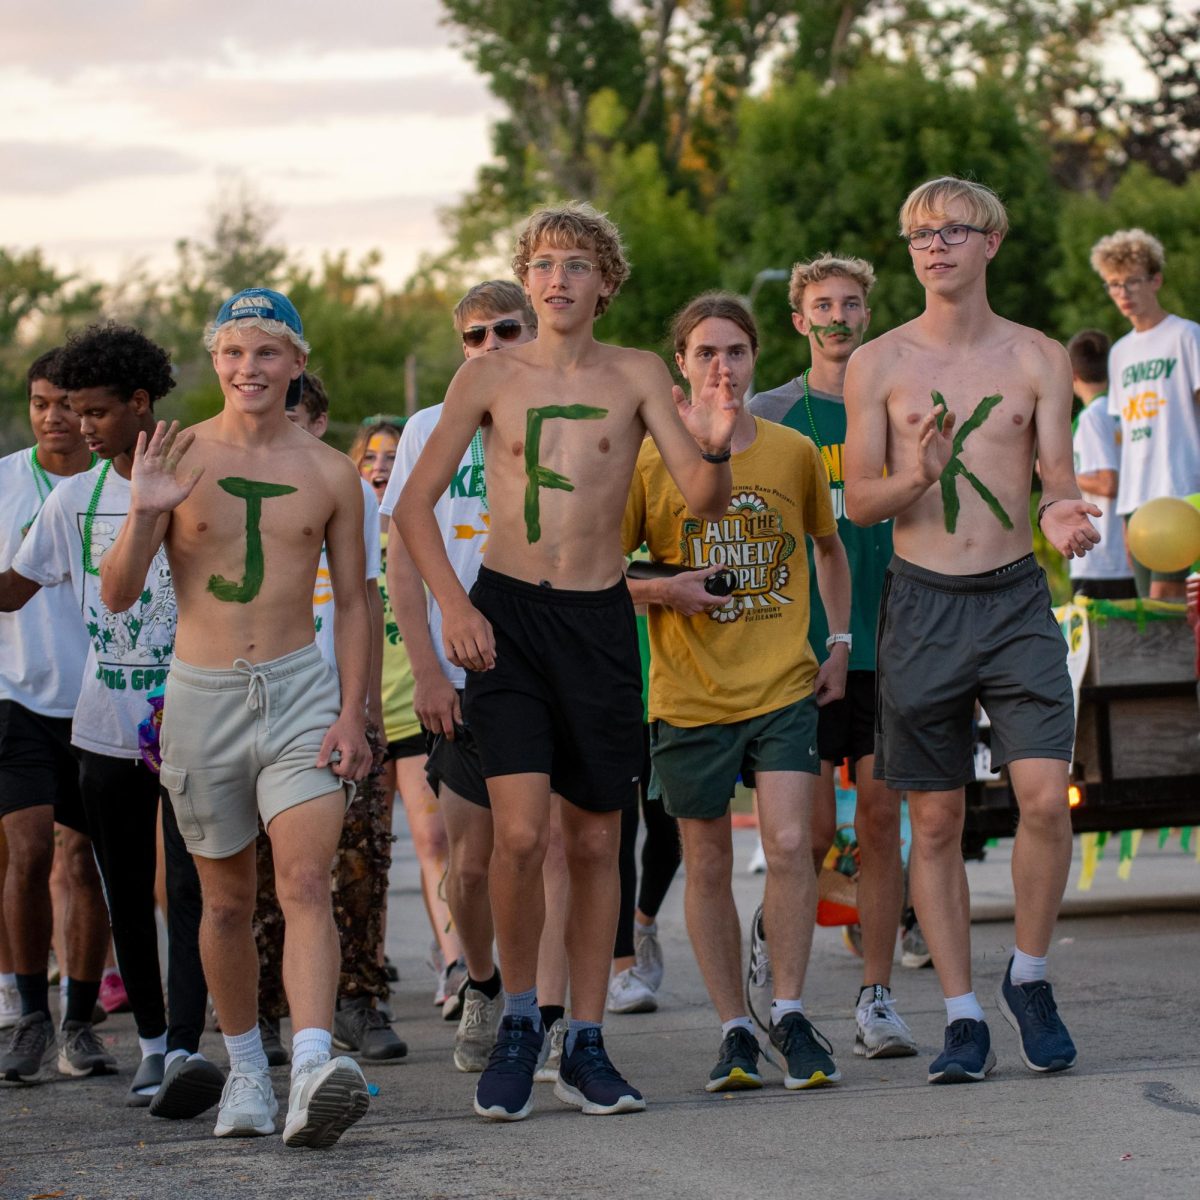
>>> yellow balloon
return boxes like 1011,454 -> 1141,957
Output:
1127,496 -> 1200,572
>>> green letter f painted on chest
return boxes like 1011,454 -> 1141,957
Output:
523,404 -> 608,543
933,391 -> 1014,534
207,477 -> 299,603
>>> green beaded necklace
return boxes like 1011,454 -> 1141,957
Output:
24,448 -> 98,537
81,461 -> 113,577
799,369 -> 843,490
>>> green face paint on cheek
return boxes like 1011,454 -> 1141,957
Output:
930,391 -> 1014,534
523,404 -> 608,543
207,477 -> 299,603
808,321 -> 853,348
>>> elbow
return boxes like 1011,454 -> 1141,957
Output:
843,487 -> 868,527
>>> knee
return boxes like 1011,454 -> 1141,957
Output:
563,823 -> 616,872
451,847 -> 490,894
910,806 -> 962,854
7,837 -> 53,887
203,890 -> 254,935
1017,790 -> 1072,837
683,842 -> 733,893
494,822 -> 547,868
810,810 -> 837,863
274,860 -> 333,912
854,797 -> 900,853
762,824 -> 809,869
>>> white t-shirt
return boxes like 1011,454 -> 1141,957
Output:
379,404 -> 487,689
1071,399 -> 1132,581
313,476 -> 382,669
0,449 -> 92,717
1106,314 -> 1200,514
13,463 -> 176,758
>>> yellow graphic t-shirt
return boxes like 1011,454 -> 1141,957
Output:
622,418 -> 836,728
379,531 -> 421,744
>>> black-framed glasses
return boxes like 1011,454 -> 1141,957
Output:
462,319 -> 531,348
903,223 -> 989,250
1103,275 -> 1152,295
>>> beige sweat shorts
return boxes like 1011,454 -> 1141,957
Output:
159,642 -> 353,859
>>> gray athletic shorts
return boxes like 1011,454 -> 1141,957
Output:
874,553 -> 1075,792
160,642 -> 352,859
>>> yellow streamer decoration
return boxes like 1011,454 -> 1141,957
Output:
1078,832 -> 1099,891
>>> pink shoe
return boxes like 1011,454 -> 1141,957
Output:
100,972 -> 131,1014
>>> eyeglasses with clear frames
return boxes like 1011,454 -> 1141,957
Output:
1103,276 -> 1152,295
527,258 -> 596,279
903,223 -> 989,250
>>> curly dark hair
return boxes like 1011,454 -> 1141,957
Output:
27,348 -> 63,394
52,322 -> 176,404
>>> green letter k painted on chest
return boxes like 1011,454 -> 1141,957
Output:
933,391 -> 1014,534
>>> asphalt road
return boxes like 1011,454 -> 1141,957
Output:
3,830 -> 1198,1200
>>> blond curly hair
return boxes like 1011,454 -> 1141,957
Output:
1089,228 -> 1165,279
788,254 -> 876,312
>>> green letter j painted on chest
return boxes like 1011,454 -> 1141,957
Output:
523,405 -> 608,543
207,477 -> 298,603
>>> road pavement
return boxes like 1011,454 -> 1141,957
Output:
3,827 -> 1198,1200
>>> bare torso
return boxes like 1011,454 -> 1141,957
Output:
165,416 -> 357,666
474,341 -> 654,589
876,316 -> 1049,572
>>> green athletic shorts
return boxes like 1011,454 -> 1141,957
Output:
874,553 -> 1075,792
649,695 -> 819,820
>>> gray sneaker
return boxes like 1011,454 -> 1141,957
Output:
441,959 -> 470,1021
633,923 -> 664,993
333,998 -> 407,1062
58,1021 -> 117,1077
214,1063 -> 278,1138
901,909 -> 932,969
0,1013 -> 56,1084
745,904 -> 772,1032
534,1017 -> 567,1083
453,986 -> 502,1073
282,1056 -> 369,1149
854,985 -> 918,1058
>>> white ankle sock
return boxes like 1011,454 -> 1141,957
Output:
1010,948 -> 1047,985
721,1016 -> 755,1036
223,1024 -> 269,1073
138,1034 -> 167,1059
635,918 -> 657,933
1,972 -> 16,988
944,992 -> 985,1023
770,999 -> 804,1023
165,1048 -> 189,1070
291,1027 -> 332,1075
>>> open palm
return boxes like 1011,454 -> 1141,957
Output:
675,358 -> 740,453
132,421 -> 203,514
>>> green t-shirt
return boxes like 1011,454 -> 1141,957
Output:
748,377 -> 893,670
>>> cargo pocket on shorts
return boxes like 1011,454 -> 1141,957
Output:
159,764 -> 203,842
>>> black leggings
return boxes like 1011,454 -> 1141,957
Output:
614,728 -> 681,959
78,751 -> 207,1051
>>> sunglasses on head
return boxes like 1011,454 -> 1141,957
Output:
461,319 -> 528,348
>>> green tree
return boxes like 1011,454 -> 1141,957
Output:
719,66 -> 1060,389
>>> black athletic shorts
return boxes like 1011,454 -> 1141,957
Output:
0,700 -> 89,834
424,690 -> 490,809
386,731 -> 427,761
817,670 -> 877,766
464,567 -> 642,813
874,554 -> 1075,792
1069,576 -> 1137,601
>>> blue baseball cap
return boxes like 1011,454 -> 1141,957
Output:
214,288 -> 304,338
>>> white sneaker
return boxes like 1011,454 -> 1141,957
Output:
0,982 -> 20,1030
854,985 -> 918,1058
282,1055 -> 370,1149
213,1064 -> 278,1137
745,903 -> 772,1032
453,986 -> 502,1073
747,837 -> 767,874
534,1017 -> 567,1082
606,967 -> 657,1014
633,923 -> 664,993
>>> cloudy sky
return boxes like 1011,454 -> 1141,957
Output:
0,1 -> 500,288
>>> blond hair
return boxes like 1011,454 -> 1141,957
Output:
1089,228 -> 1165,278
512,201 -> 631,317
203,316 -> 310,355
898,176 -> 1009,239
788,254 -> 876,312
452,280 -> 536,333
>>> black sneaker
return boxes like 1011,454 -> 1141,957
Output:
0,1013 -> 56,1084
706,1027 -> 763,1092
768,1012 -> 840,1089
473,1015 -> 543,1121
57,1021 -> 117,1077
149,1055 -> 226,1119
928,1018 -> 996,1084
260,1016 -> 290,1067
333,997 -> 408,1061
554,1026 -> 645,1115
997,959 -> 1077,1073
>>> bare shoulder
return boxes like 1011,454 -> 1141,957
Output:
848,320 -> 922,389
606,343 -> 671,384
997,317 -> 1070,376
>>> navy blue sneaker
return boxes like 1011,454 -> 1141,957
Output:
473,1015 -> 543,1121
997,959 -> 1077,1073
928,1018 -> 996,1084
767,1012 -> 840,1089
554,1027 -> 645,1115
